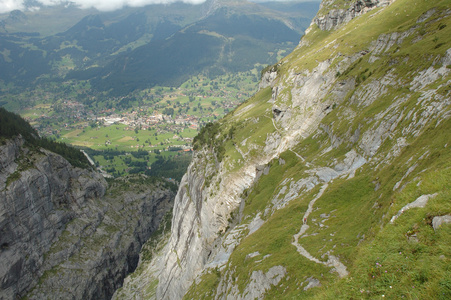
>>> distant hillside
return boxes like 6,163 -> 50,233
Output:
0,0 -> 319,94
80,5 -> 307,95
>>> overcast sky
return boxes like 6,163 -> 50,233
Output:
0,0 -> 207,14
0,0 -> 321,14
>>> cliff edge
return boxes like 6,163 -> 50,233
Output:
0,135 -> 174,299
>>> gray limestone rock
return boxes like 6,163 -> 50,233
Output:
0,137 -> 174,300
390,194 -> 438,224
432,215 -> 451,231
314,0 -> 394,31
216,266 -> 286,300
157,148 -> 260,300
259,68 -> 279,90
243,266 -> 287,299
303,277 -> 321,291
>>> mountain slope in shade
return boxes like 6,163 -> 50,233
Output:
85,5 -> 307,94
0,0 -> 319,93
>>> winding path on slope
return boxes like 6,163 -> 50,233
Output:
262,93 -> 348,277
291,183 -> 349,278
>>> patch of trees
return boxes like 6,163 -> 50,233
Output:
131,149 -> 149,159
38,138 -> 90,169
163,107 -> 175,116
193,122 -> 236,162
129,161 -> 147,168
192,122 -> 220,149
168,146 -> 183,151
129,166 -> 147,174
146,154 -> 191,181
0,107 -> 39,141
0,107 -> 90,168
84,148 -> 126,158
192,122 -> 227,162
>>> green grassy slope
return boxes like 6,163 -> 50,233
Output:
184,0 -> 451,298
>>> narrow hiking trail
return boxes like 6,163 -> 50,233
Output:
291,183 -> 349,278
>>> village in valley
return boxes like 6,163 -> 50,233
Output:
17,71 -> 259,177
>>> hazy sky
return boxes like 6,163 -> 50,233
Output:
0,0 -> 321,14
0,0 -> 207,14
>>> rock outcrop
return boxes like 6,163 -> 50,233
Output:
313,0 -> 394,31
0,136 -> 174,299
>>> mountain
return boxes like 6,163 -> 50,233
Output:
0,4 -> 98,36
0,0 -> 319,93
0,2 -> 201,85
0,108 -> 175,299
114,0 -> 451,298
84,3 -> 309,95
66,0 -> 318,95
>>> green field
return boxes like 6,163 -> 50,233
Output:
59,124 -> 197,151
2,68 -> 261,178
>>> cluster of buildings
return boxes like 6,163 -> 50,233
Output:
98,110 -> 199,131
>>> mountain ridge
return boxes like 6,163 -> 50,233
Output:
0,0 -> 318,91
135,0 -> 451,298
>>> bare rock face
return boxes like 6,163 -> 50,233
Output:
157,147 -> 261,299
216,266 -> 287,300
314,0 -> 394,31
0,137 -> 174,300
259,66 -> 279,90
0,137 -> 106,299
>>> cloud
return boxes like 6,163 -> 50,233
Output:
0,0 -> 25,13
0,0 -> 207,14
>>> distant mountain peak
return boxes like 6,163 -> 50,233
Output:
202,0 -> 256,17
7,10 -> 27,22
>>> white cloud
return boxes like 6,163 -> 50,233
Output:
0,0 -> 207,14
0,0 -> 25,13
71,0 -> 206,11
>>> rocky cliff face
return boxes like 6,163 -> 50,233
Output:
313,0 -> 394,31
0,137 -> 174,299
154,0 -> 451,298
156,147 -> 256,299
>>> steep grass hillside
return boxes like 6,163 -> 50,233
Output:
154,0 -> 451,298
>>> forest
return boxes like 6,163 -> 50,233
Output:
0,107 -> 90,168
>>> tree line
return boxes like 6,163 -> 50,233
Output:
0,107 -> 90,168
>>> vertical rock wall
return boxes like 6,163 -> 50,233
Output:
0,137 -> 174,299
